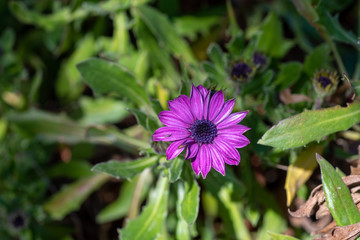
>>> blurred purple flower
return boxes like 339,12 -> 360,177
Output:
231,62 -> 252,81
153,84 -> 250,178
253,53 -> 267,66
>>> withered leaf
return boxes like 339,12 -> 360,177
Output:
280,88 -> 313,105
289,175 -> 360,219
313,222 -> 360,240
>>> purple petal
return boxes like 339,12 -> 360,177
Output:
224,156 -> 240,165
198,144 -> 211,178
168,95 -> 194,124
208,91 -> 225,121
217,111 -> 248,129
203,92 -> 210,121
208,144 -> 225,175
213,99 -> 235,125
166,140 -> 187,160
216,134 -> 250,148
152,126 -> 190,141
190,84 -> 204,120
218,125 -> 251,134
185,142 -> 199,159
159,111 -> 190,128
191,154 -> 201,176
213,139 -> 240,161
197,85 -> 208,98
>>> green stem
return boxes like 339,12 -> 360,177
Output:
353,3 -> 360,81
324,34 -> 347,75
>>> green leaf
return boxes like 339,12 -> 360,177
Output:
207,43 -> 226,70
7,109 -> 148,153
241,70 -> 274,95
316,6 -> 359,48
174,15 -> 220,41
9,1 -> 71,31
180,177 -> 200,225
169,157 -> 184,183
257,209 -> 287,240
176,219 -> 190,240
56,35 -> 95,101
129,108 -> 159,133
258,13 -> 294,58
7,109 -> 87,144
176,184 -> 191,240
47,160 -> 93,179
44,174 -> 109,220
133,5 -> 195,64
258,102 -> 360,149
91,156 -> 158,179
79,97 -> 129,125
76,58 -> 151,111
96,174 -> 151,223
0,119 -> 8,142
267,232 -> 299,240
317,154 -> 360,226
119,176 -> 169,240
218,183 -> 251,240
303,44 -> 331,76
273,62 -> 302,90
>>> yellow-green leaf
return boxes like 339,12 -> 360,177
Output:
285,144 -> 323,206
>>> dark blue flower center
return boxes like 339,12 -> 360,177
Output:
231,62 -> 252,79
190,119 -> 217,144
317,76 -> 332,89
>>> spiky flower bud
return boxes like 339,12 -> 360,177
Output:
313,70 -> 338,96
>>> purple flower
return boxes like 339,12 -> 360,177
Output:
153,84 -> 250,178
231,62 -> 252,81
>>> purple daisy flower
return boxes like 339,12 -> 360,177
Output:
152,84 -> 250,178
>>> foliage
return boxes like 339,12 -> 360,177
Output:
1,0 -> 360,239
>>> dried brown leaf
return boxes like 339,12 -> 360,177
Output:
289,175 -> 360,218
280,88 -> 313,105
313,222 -> 360,240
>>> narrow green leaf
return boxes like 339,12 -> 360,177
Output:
258,13 -> 294,58
7,109 -> 87,144
267,232 -> 299,240
91,156 -> 158,179
76,58 -> 151,110
316,6 -> 359,48
47,160 -> 93,179
207,43 -> 226,69
0,119 -> 8,142
317,154 -> 360,226
133,5 -> 195,64
176,184 -> 191,240
176,219 -> 191,240
44,174 -> 109,220
258,102 -> 360,149
119,176 -> 169,240
129,108 -> 159,133
79,97 -> 129,125
7,109 -> 148,153
181,177 -> 200,225
56,35 -> 95,101
169,157 -> 184,183
218,183 -> 251,240
96,174 -> 152,223
9,1 -> 71,31
257,209 -> 287,240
